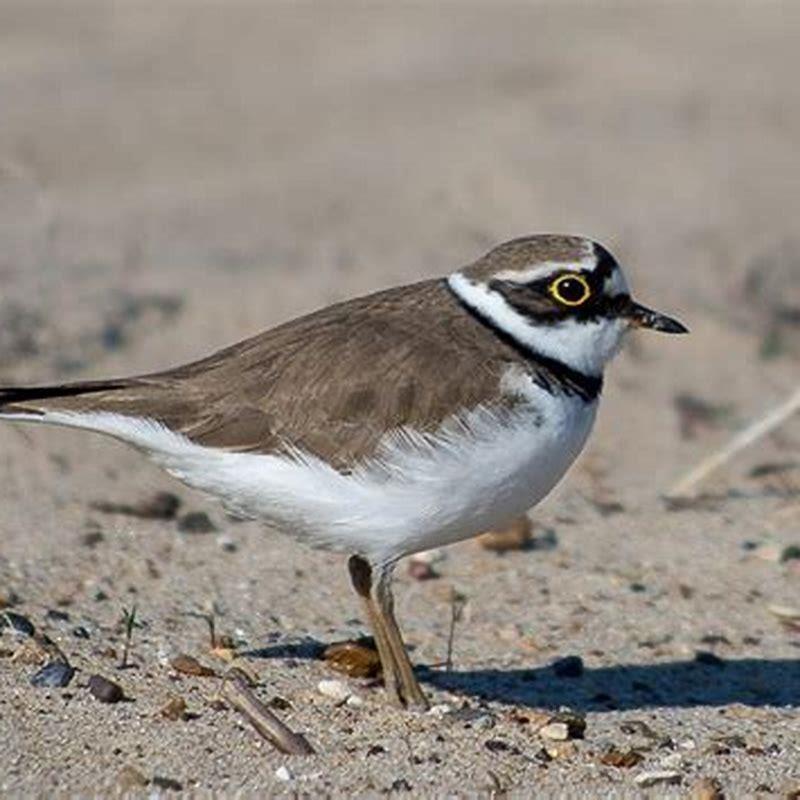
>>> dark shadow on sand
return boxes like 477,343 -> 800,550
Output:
421,657 -> 800,711
247,640 -> 799,711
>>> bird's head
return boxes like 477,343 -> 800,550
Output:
448,234 -> 687,377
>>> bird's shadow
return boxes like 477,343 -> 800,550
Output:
246,640 -> 799,711
422,657 -> 800,711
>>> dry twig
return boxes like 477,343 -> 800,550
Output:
221,668 -> 315,756
445,590 -> 467,672
666,385 -> 800,499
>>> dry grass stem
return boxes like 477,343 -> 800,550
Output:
221,668 -> 315,756
445,591 -> 467,672
120,605 -> 137,669
667,385 -> 800,499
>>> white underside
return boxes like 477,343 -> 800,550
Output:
0,373 -> 597,565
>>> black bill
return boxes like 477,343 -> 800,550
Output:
621,299 -> 688,334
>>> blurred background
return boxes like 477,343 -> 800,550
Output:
1,3 -> 799,794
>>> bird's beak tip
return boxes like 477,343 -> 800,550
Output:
625,300 -> 688,335
646,314 -> 690,335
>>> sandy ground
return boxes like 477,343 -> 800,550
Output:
0,2 -> 799,796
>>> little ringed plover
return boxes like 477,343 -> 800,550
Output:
0,234 -> 686,708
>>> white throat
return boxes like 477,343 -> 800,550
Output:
447,272 -> 627,377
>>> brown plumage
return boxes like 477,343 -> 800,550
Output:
0,279 -> 539,470
461,234 -> 589,280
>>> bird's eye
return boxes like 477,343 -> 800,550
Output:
549,274 -> 591,306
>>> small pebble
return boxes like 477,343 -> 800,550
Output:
170,654 -> 217,677
539,712 -> 586,741
72,626 -> 91,639
512,710 -> 551,727
346,694 -> 364,707
539,722 -> 571,741
323,638 -> 381,679
0,611 -> 35,637
634,770 -> 683,787
177,511 -> 217,533
446,707 -> 497,728
484,739 -> 511,753
552,655 -> 584,678
159,695 -> 187,721
88,674 -> 124,703
478,516 -> 533,552
599,748 -> 644,768
140,491 -> 182,520
658,752 -> 685,769
427,703 -> 452,717
151,776 -> 183,791
30,661 -> 75,688
780,544 -> 800,562
472,714 -> 496,731
275,766 -> 292,782
408,558 -> 440,580
544,741 -> 577,760
216,534 -> 238,552
317,679 -> 351,702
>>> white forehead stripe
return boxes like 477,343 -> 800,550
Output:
492,237 -> 595,283
492,253 -> 596,284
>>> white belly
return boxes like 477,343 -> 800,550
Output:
17,380 -> 597,566
158,383 -> 595,565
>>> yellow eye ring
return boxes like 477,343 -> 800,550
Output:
549,273 -> 591,306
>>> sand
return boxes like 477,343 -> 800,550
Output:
0,2 -> 798,796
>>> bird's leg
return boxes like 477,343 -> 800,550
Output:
347,554 -> 403,705
373,565 -> 429,710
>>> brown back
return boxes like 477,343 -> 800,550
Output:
7,280 -> 528,469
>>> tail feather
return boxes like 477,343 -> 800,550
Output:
0,376 -> 202,455
0,380 -> 133,414
0,376 -> 201,441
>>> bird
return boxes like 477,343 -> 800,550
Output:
0,234 -> 686,709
